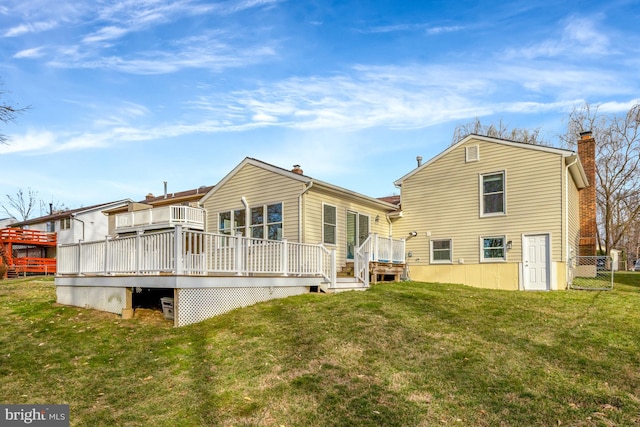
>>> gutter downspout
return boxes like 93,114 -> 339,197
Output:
565,156 -> 579,288
385,213 -> 393,238
71,214 -> 85,242
298,182 -> 313,242
241,196 -> 249,235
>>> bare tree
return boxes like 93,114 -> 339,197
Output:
562,103 -> 640,256
0,79 -> 28,145
451,117 -> 547,146
2,188 -> 39,221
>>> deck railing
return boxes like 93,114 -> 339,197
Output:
57,226 -> 337,286
0,228 -> 57,244
359,233 -> 406,264
114,206 -> 205,231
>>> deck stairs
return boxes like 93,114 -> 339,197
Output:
320,261 -> 405,293
0,243 -> 17,278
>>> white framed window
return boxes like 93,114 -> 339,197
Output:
265,203 -> 283,240
430,239 -> 452,263
220,203 -> 282,240
218,209 -> 246,236
219,211 -> 233,235
59,218 -> 71,230
480,171 -> 506,216
250,202 -> 283,240
323,204 -> 337,245
480,236 -> 506,262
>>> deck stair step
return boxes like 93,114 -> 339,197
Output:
6,268 -> 18,279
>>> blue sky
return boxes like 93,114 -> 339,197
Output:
1,0 -> 639,215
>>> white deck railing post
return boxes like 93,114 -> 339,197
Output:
373,233 -> 379,262
364,251 -> 370,287
135,231 -> 142,274
330,248 -> 337,288
77,240 -> 83,275
174,225 -> 183,275
235,233 -> 243,276
281,239 -> 288,276
104,236 -> 110,275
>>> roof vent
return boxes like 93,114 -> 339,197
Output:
466,145 -> 480,163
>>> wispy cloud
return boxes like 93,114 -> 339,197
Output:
507,15 -> 610,60
361,22 -> 463,35
13,46 -> 45,58
8,55 -> 631,156
4,20 -> 58,37
82,26 -> 129,43
426,25 -> 462,35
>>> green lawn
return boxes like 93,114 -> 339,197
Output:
1,274 -> 640,426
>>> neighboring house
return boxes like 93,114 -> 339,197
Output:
12,200 -> 132,245
0,217 -> 16,228
392,133 -> 592,291
103,185 -> 213,236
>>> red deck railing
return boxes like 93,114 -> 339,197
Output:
13,257 -> 57,274
0,228 -> 57,245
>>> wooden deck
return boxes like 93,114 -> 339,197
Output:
0,228 -> 57,278
339,261 -> 406,284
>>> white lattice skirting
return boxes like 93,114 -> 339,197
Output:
176,286 -> 308,327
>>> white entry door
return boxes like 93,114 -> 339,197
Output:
523,234 -> 550,290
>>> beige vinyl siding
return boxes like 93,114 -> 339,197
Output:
202,163 -> 303,241
567,173 -> 581,259
303,186 -> 392,265
396,138 -> 566,266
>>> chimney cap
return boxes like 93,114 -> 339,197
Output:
579,131 -> 593,139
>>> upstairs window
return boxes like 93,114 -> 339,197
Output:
59,218 -> 71,230
481,171 -> 505,216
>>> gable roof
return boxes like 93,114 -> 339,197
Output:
394,134 -> 586,188
200,157 -> 398,210
140,185 -> 214,206
11,199 -> 132,227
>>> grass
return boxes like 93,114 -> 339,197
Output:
1,274 -> 640,426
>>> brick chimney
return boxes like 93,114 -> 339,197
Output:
578,131 -> 597,256
145,193 -> 155,201
292,165 -> 303,175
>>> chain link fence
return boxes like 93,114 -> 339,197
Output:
568,255 -> 614,291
